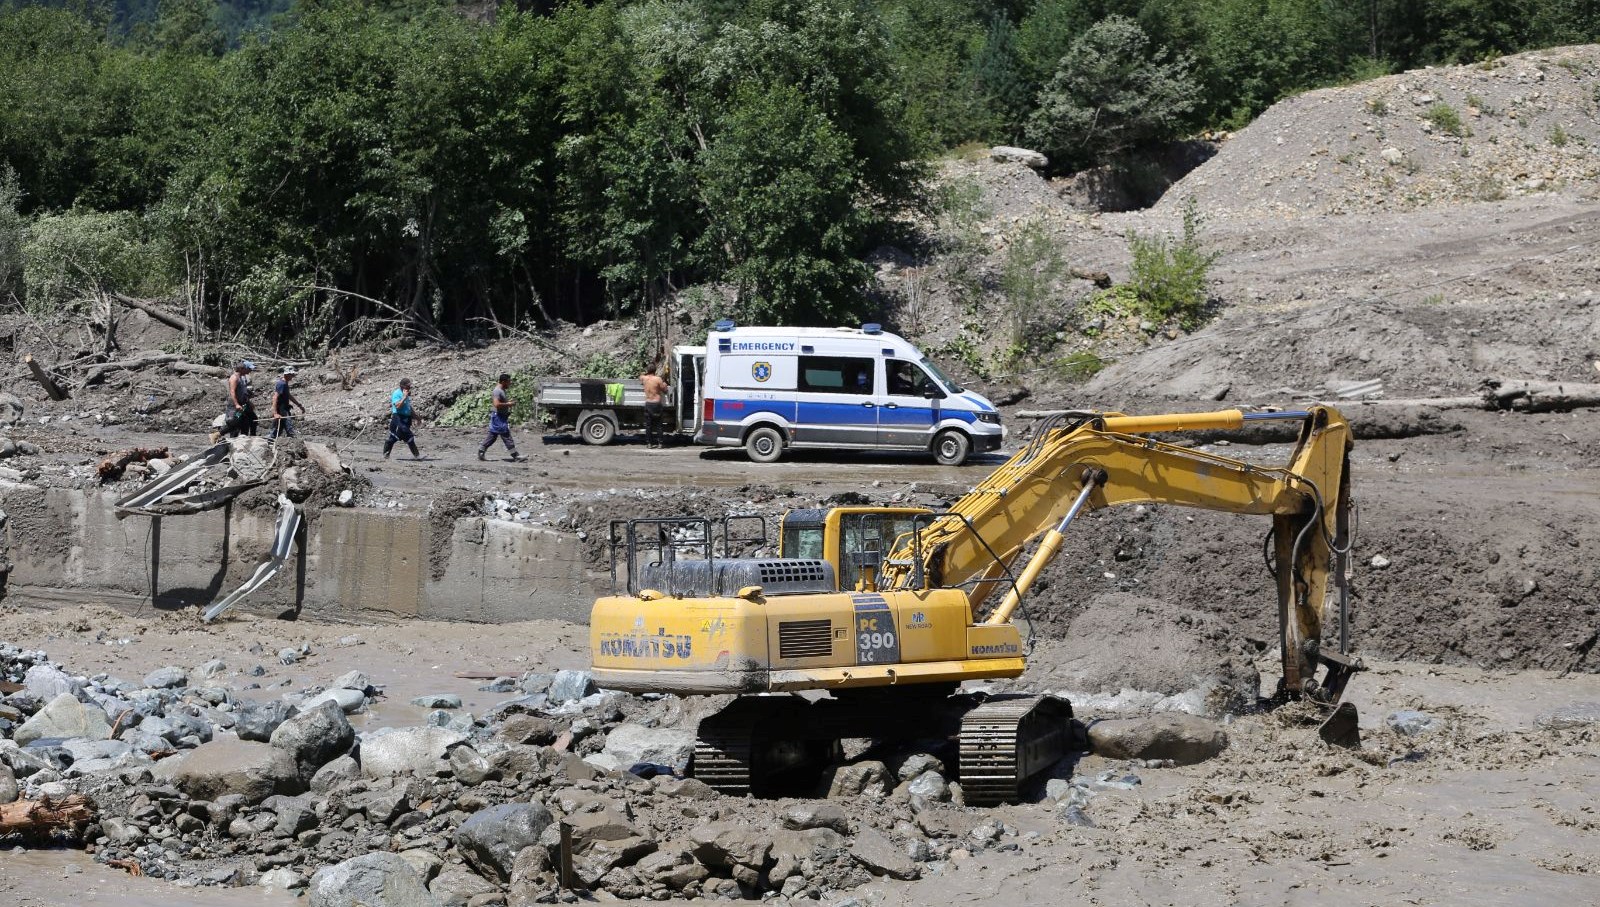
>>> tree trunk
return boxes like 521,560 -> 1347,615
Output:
23,353 -> 70,400
113,292 -> 195,334
0,794 -> 96,838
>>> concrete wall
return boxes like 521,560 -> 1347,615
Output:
0,482 -> 598,624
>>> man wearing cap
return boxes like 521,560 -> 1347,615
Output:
267,366 -> 305,441
383,377 -> 421,460
220,360 -> 258,439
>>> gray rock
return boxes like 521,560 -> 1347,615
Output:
142,666 -> 189,689
361,727 -> 466,778
990,146 -> 1049,168
497,715 -> 559,746
0,764 -> 16,804
301,688 -> 365,714
168,738 -> 301,803
1538,701 -> 1600,731
192,659 -> 228,681
780,801 -> 850,834
164,711 -> 215,746
263,794 -> 317,837
354,782 -> 410,823
688,821 -> 771,869
23,665 -> 81,702
14,693 -> 112,745
329,670 -> 371,694
410,694 -> 462,709
850,826 -> 920,880
895,752 -> 945,782
1088,713 -> 1229,765
235,699 -> 294,742
546,669 -> 595,704
454,802 -> 555,882
310,754 -> 361,794
309,852 -> 441,907
601,723 -> 696,771
271,700 -> 355,781
567,810 -> 657,886
448,744 -> 494,785
258,867 -> 302,891
429,866 -> 499,907
1061,805 -> 1096,828
397,849 -> 443,884
825,760 -> 891,800
1386,709 -> 1441,737
904,770 -> 950,803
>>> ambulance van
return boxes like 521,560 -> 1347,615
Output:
695,321 -> 1004,465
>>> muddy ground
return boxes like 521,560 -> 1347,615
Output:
3,46 -> 1600,905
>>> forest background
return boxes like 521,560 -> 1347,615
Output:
2,0 -> 1597,355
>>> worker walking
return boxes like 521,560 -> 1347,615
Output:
383,377 -> 421,459
477,373 -> 524,462
641,366 -> 668,448
267,367 -> 306,441
216,360 -> 257,440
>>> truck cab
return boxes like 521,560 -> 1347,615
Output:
695,321 -> 1004,465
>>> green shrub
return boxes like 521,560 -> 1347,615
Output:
1126,200 -> 1217,327
1052,350 -> 1105,380
0,165 -> 21,304
1549,124 -> 1569,147
999,220 -> 1066,350
436,370 -> 540,428
1365,96 -> 1389,116
1425,103 -> 1467,137
21,208 -> 173,312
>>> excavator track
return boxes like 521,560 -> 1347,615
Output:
959,695 -> 1077,806
692,732 -> 754,797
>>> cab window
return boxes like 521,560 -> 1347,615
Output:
799,356 -> 874,395
781,526 -> 824,560
886,360 -> 941,398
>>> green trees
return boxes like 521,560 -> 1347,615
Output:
1025,16 -> 1199,166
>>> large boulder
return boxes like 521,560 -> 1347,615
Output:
168,738 -> 301,803
601,723 -> 696,772
453,802 -> 554,882
271,700 -> 354,781
0,764 -> 17,804
236,700 -> 294,743
991,146 -> 1049,168
547,669 -> 596,704
361,727 -> 466,778
14,693 -> 112,745
309,852 -> 441,907
688,821 -> 772,869
567,810 -> 657,887
23,665 -> 81,702
824,760 -> 891,800
1088,713 -> 1229,765
142,666 -> 189,690
780,801 -> 850,834
850,826 -> 920,880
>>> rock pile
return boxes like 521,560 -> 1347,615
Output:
2,643 -> 1238,903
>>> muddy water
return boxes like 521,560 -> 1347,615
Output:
2,849 -> 297,907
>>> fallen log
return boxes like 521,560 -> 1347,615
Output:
97,446 -> 171,482
168,360 -> 230,378
112,292 -> 193,334
80,353 -> 182,386
1482,379 -> 1600,413
23,353 -> 70,401
0,794 -> 96,839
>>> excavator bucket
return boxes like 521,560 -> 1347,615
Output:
1318,701 -> 1361,749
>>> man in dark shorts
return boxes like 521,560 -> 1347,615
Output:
267,366 -> 305,441
477,373 -> 523,462
218,360 -> 257,440
383,377 -> 421,459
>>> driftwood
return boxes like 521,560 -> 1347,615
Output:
23,353 -> 70,401
97,446 -> 171,482
112,292 -> 194,334
1483,379 -> 1600,413
81,354 -> 227,385
0,794 -> 96,838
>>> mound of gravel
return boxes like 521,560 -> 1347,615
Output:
1161,45 -> 1600,219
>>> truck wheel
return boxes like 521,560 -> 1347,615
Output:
745,426 -> 785,464
580,414 -> 617,446
933,430 -> 971,466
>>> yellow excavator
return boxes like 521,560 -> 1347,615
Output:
591,407 -> 1358,802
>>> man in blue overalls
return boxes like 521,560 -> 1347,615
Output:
477,373 -> 524,462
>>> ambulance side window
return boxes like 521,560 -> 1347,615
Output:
798,356 -> 875,395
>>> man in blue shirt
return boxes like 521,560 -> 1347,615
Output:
383,377 -> 421,460
267,367 -> 305,441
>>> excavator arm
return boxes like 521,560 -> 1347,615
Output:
881,406 -> 1355,702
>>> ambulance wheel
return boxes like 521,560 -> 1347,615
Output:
580,414 -> 617,446
745,426 -> 785,464
933,430 -> 970,466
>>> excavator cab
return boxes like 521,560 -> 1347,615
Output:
778,507 -> 931,592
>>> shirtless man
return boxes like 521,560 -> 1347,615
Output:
477,373 -> 524,462
641,367 -> 668,449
